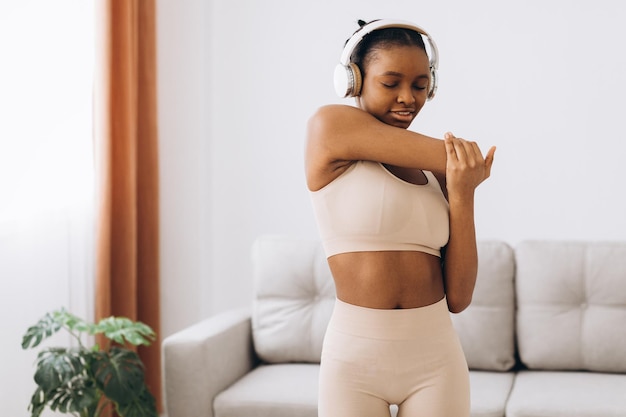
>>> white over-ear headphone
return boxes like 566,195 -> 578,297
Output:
333,19 -> 439,100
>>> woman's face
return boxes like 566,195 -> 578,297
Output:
356,45 -> 431,129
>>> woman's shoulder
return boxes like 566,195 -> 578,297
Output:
307,104 -> 375,142
305,105 -> 362,191
309,104 -> 368,125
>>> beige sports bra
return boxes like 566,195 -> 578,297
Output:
310,160 -> 449,258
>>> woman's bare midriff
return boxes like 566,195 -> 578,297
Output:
327,251 -> 445,309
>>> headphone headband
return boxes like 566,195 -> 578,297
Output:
339,19 -> 439,71
334,19 -> 440,100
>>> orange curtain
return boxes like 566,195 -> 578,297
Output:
94,0 -> 161,412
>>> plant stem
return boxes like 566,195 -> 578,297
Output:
63,326 -> 86,349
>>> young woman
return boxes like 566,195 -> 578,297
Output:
305,19 -> 496,417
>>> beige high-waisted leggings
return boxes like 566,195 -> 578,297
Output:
318,297 -> 469,417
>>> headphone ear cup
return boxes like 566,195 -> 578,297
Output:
333,63 -> 363,97
333,64 -> 350,97
427,67 -> 438,100
349,63 -> 363,97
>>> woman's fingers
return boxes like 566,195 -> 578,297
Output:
443,132 -> 496,187
444,133 -> 458,160
445,132 -> 473,164
484,145 -> 497,178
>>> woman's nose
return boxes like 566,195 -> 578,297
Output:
397,86 -> 416,104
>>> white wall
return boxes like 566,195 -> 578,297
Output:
158,0 -> 626,337
0,1 -> 95,416
157,0 -> 213,348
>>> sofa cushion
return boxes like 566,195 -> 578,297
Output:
468,371 -> 515,417
505,371 -> 626,417
251,236 -> 335,363
451,241 -> 517,371
214,364 -> 319,417
516,241 -> 626,372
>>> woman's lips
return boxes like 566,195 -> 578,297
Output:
390,109 -> 415,124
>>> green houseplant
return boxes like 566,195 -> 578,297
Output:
21,308 -> 158,417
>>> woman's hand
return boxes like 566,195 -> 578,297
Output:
444,132 -> 496,199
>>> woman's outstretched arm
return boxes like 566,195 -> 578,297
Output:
305,104 -> 448,191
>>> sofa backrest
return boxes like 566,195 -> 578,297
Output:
251,235 -> 335,363
450,240 -> 516,371
251,235 -> 517,371
515,241 -> 626,373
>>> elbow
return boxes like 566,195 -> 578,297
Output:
443,264 -> 478,314
446,294 -> 472,314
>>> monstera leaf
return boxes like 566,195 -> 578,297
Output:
44,373 -> 99,414
29,348 -> 99,417
33,348 -> 83,391
94,317 -> 155,347
22,313 -> 63,350
116,386 -> 157,417
22,309 -> 94,350
91,347 -> 157,417
92,348 -> 145,399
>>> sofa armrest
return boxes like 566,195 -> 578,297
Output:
162,308 -> 256,417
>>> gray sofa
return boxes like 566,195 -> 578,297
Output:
162,236 -> 626,417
